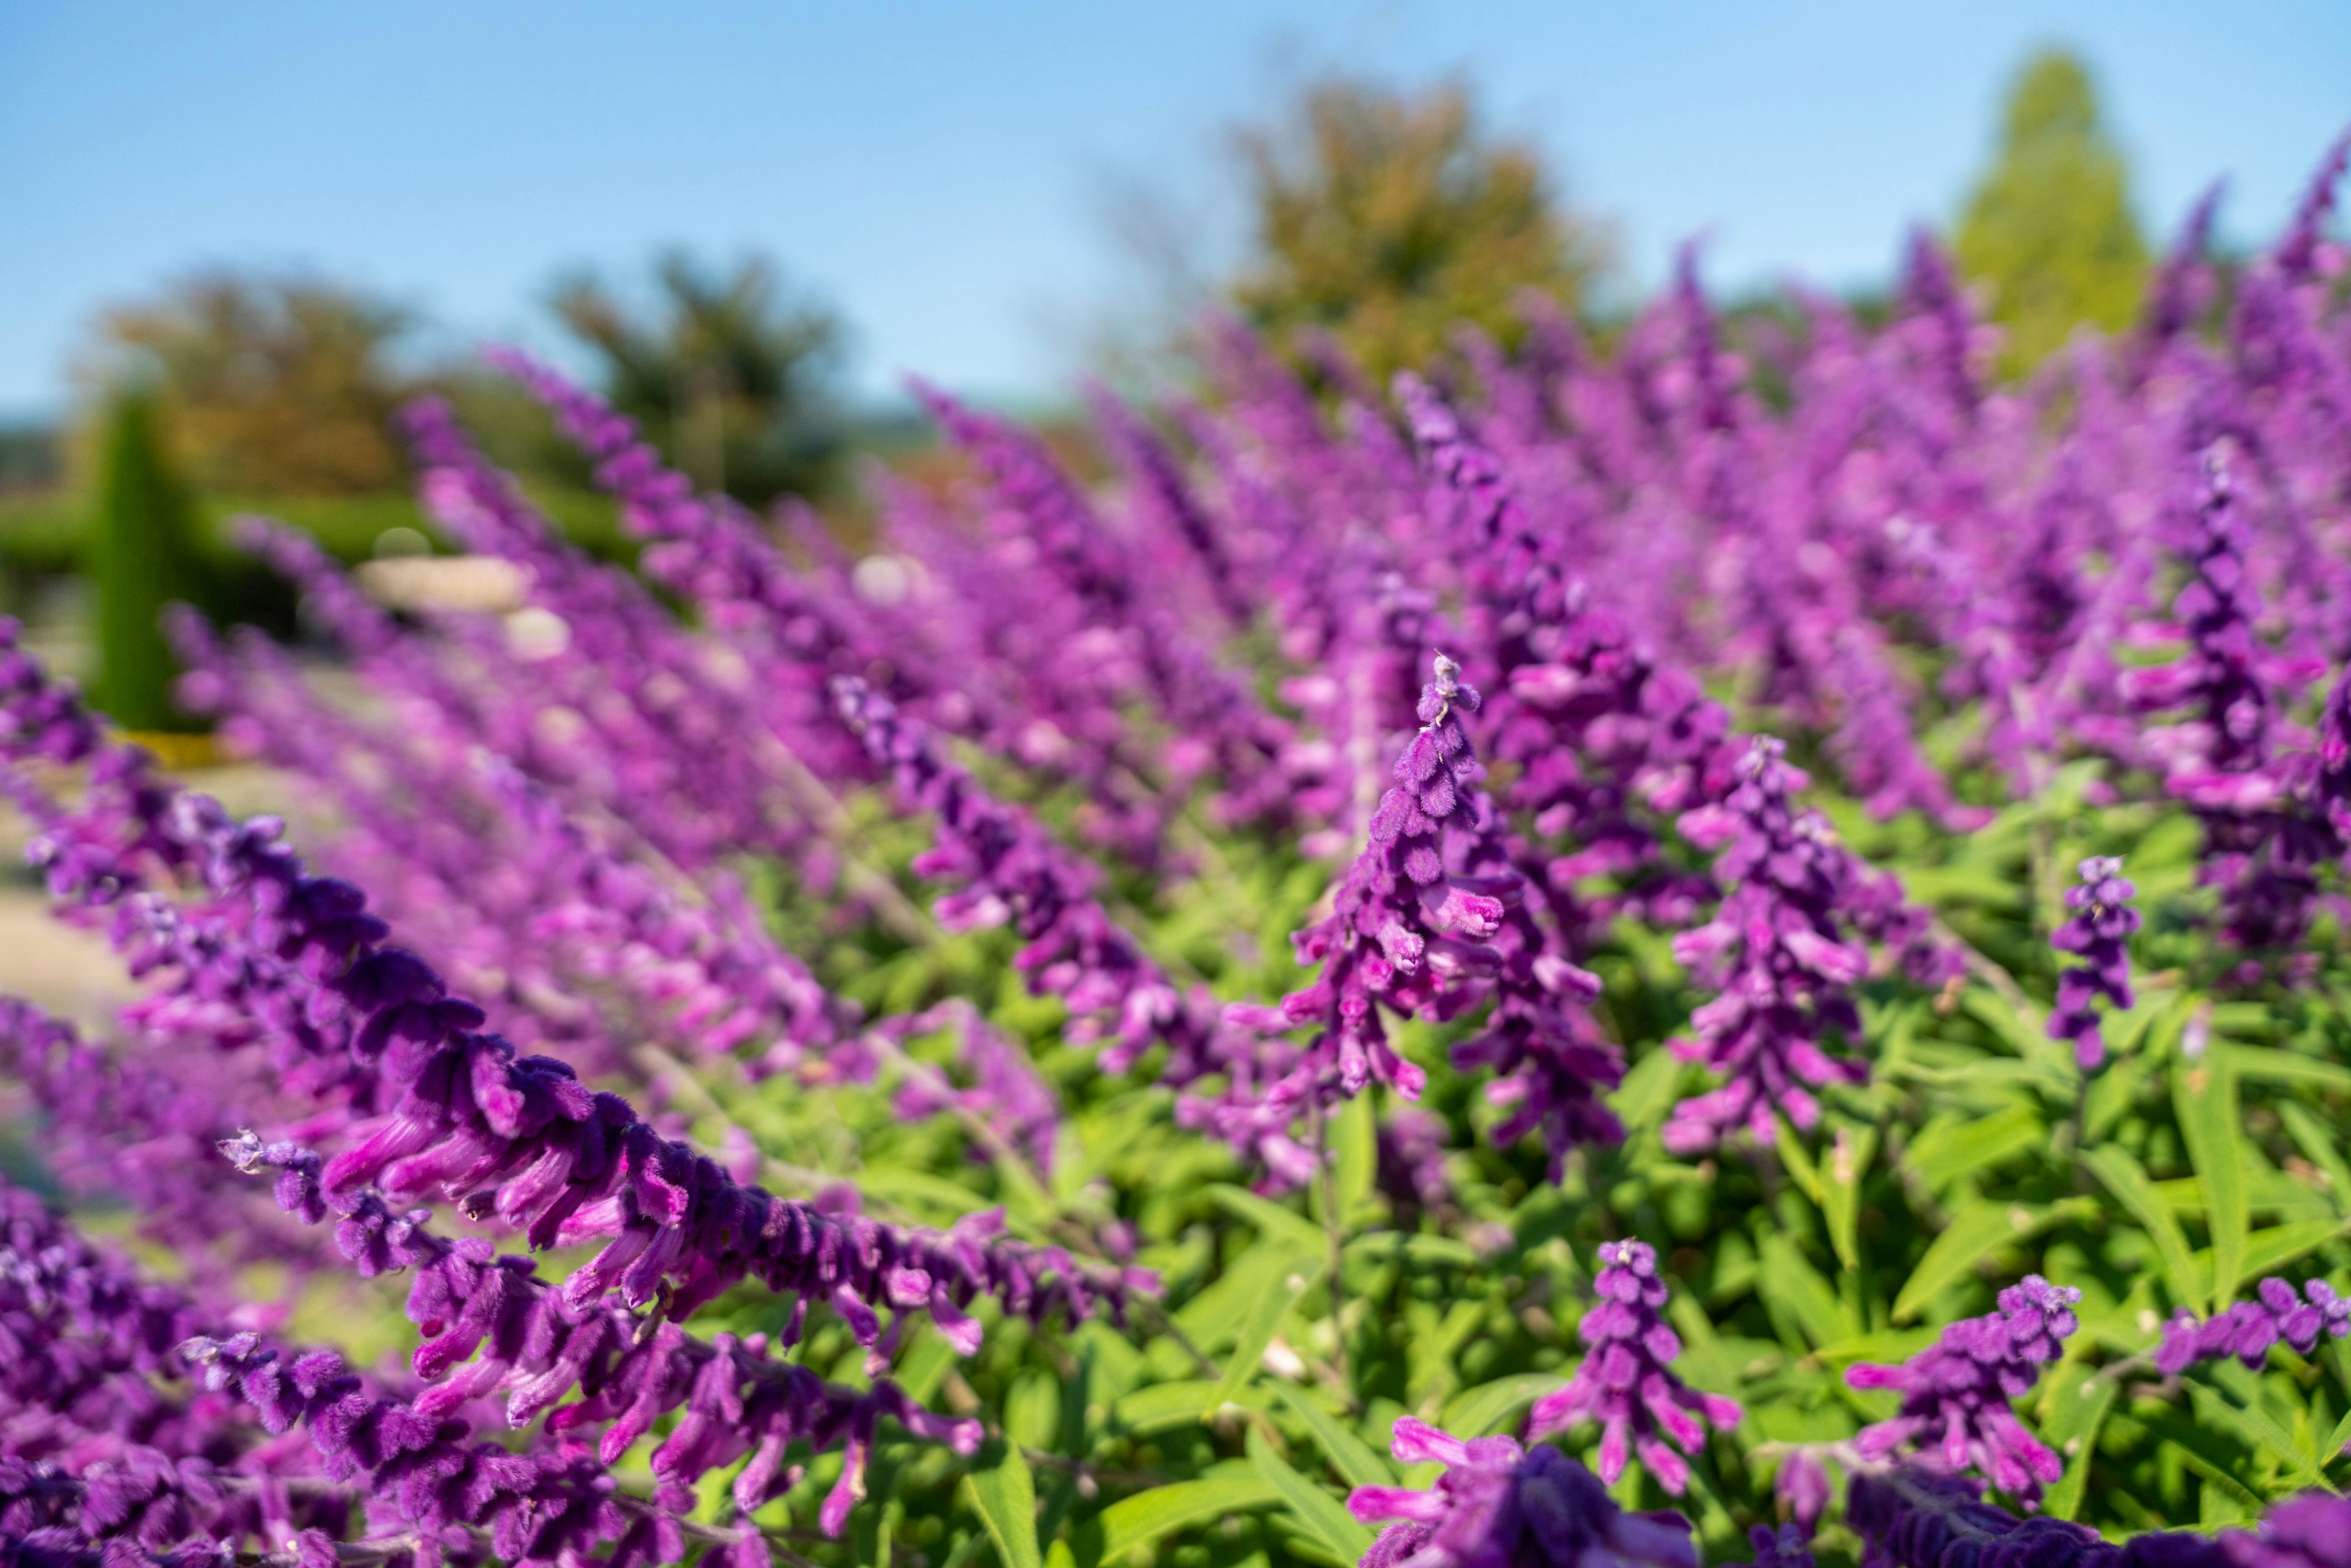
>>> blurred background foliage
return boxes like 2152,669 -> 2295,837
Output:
1228,75 -> 1614,383
1954,47 -> 2151,375
0,47 -> 2170,694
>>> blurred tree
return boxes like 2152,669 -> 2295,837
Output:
1228,77 -> 1611,383
1954,48 -> 2150,374
88,273 -> 413,495
552,252 -> 845,505
89,391 -> 210,733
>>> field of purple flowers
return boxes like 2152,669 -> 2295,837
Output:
7,133 -> 2351,1568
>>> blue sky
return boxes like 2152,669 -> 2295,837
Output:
1,1 -> 2344,417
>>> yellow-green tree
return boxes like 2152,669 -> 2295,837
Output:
1229,78 -> 1610,383
87,274 -> 414,496
1954,48 -> 2150,373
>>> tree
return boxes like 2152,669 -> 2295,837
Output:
1228,77 -> 1611,383
1954,48 -> 2150,374
552,252 -> 845,505
89,391 -> 211,733
88,273 -> 413,495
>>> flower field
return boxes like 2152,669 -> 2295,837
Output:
7,135 -> 2351,1568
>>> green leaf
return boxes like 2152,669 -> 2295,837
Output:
2200,1220 -> 2347,1283
1271,1384 -> 1396,1489
1892,1202 -> 2072,1323
1774,1120 -> 1824,1204
1438,1372 -> 1569,1439
1759,1234 -> 1854,1346
1111,1381 -> 1267,1435
1821,1122 -> 1880,1273
1209,1185 -> 1329,1254
1341,1233 -> 1480,1270
2083,1146 -> 2206,1315
1179,1242 -> 1317,1350
2175,1054 -> 2247,1306
2226,1047 -> 2351,1094
2039,1370 -> 2116,1521
2280,1102 -> 2351,1220
1247,1424 -> 1374,1564
2183,1381 -> 2323,1487
1209,1252 -> 1327,1411
963,1446 -> 1041,1568
1332,1095 -> 1378,1224
1098,1477 -> 1280,1562
1610,1047 -> 1684,1135
1903,1105 -> 2044,1194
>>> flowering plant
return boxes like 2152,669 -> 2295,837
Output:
7,132 -> 2351,1568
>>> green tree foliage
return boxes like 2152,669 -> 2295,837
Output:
1229,77 -> 1611,383
552,252 -> 845,505
1954,48 -> 2151,374
89,392 -> 209,733
89,274 -> 414,496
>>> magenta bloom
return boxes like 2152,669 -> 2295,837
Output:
1847,1275 -> 2082,1501
2048,857 -> 2139,1071
2155,1276 -> 2351,1374
1524,1240 -> 1741,1494
1662,738 -> 1874,1153
1345,1417 -> 1697,1568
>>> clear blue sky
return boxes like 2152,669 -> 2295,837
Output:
1,1 -> 2344,418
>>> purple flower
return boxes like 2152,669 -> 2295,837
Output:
1662,739 -> 1876,1153
1524,1240 -> 1742,1494
2155,1275 -> 2351,1375
1847,1275 -> 2082,1501
1344,1417 -> 1697,1568
1847,1468 -> 2167,1568
2226,1491 -> 2351,1568
2049,857 -> 2139,1070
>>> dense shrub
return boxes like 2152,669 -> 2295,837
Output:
4,132 -> 2351,1568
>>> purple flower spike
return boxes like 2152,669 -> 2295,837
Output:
2226,1492 -> 2351,1568
1847,1275 -> 2083,1502
1345,1416 -> 1697,1568
1661,738 -> 1875,1153
1524,1240 -> 1742,1494
1846,1468 -> 2181,1568
2154,1275 -> 2351,1375
2049,857 -> 2139,1071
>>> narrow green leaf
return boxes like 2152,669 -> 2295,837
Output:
2175,1054 -> 2247,1306
2322,1401 -> 2351,1462
1209,1252 -> 1326,1411
2227,1047 -> 2351,1094
1438,1372 -> 1569,1439
1609,1046 -> 1684,1135
2280,1102 -> 2351,1220
1903,1105 -> 2044,1194
2198,1220 -> 2347,1283
2184,1382 -> 2322,1487
1892,1202 -> 2063,1323
1341,1232 -> 1480,1269
2040,1371 -> 2116,1521
1774,1120 -> 1824,1204
1333,1094 -> 1378,1224
1210,1185 -> 1330,1254
1098,1477 -> 1280,1562
963,1447 -> 1041,1568
1821,1122 -> 1880,1273
1179,1242 -> 1313,1349
1759,1234 -> 1854,1346
2083,1146 -> 2206,1315
1272,1384 -> 1396,1488
1111,1381 -> 1267,1435
1247,1424 -> 1374,1563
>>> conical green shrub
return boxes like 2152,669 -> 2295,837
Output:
88,391 -> 210,733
